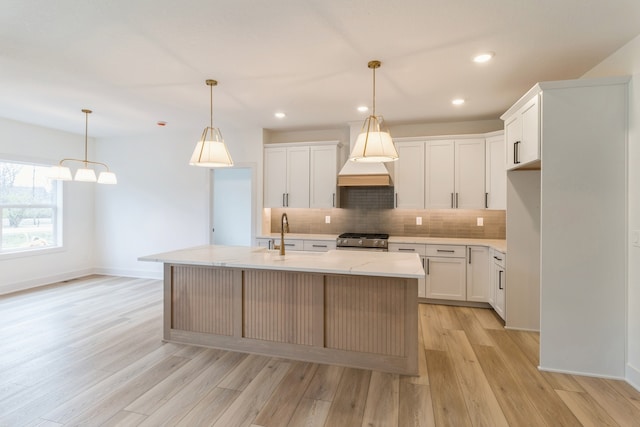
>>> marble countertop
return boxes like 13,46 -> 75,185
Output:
257,233 -> 506,253
139,245 -> 425,279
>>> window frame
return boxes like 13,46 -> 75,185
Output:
0,156 -> 64,258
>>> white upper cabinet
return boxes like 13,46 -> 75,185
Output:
504,93 -> 540,170
425,140 -> 456,209
310,145 -> 339,208
485,132 -> 506,210
454,138 -> 486,209
286,146 -> 311,208
264,146 -> 310,208
426,138 -> 485,209
394,141 -> 425,209
264,141 -> 340,209
264,147 -> 290,208
394,136 -> 487,210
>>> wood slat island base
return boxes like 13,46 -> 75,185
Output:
162,263 -> 419,375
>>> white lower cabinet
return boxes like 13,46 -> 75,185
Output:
388,243 -> 427,298
256,237 -> 334,253
491,249 -> 506,320
256,237 -> 275,249
466,246 -> 490,302
426,255 -> 467,301
425,245 -> 467,301
302,239 -> 336,252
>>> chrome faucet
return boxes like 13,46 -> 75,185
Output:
279,212 -> 289,255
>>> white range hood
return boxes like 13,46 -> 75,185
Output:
337,122 -> 394,187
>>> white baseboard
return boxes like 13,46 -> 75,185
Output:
538,365 -> 625,381
505,326 -> 540,332
0,266 -> 162,296
0,268 -> 94,296
93,267 -> 162,280
627,363 -> 640,392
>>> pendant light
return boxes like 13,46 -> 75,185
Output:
189,79 -> 233,167
349,60 -> 399,163
49,109 -> 117,184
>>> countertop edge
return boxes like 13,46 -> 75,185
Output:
138,246 -> 425,279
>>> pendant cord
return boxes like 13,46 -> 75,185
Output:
210,82 -> 214,129
372,66 -> 376,118
84,110 -> 89,166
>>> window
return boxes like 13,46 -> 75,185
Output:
0,160 -> 62,254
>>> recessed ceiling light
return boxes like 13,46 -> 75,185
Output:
452,98 -> 465,106
473,52 -> 494,63
357,106 -> 369,112
274,112 -> 286,119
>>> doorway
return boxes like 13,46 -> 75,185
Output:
210,166 -> 255,246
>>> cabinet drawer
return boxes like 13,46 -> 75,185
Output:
388,243 -> 427,256
426,245 -> 466,258
303,240 -> 336,252
492,250 -> 506,268
279,240 -> 303,251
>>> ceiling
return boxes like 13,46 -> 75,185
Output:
1,0 -> 639,138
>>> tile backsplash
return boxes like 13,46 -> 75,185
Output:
269,207 -> 505,239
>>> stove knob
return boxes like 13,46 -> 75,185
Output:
358,240 -> 363,245
373,240 -> 379,246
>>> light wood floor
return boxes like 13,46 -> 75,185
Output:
1,276 -> 640,426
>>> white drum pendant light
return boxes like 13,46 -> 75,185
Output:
189,79 -> 233,167
349,60 -> 398,163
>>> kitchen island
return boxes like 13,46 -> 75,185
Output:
140,245 -> 424,375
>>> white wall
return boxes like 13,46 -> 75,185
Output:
583,34 -> 640,389
0,118 -> 95,294
93,125 -> 263,279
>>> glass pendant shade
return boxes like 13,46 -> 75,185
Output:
350,115 -> 398,162
74,167 -> 97,182
189,126 -> 233,167
97,171 -> 117,184
49,165 -> 73,181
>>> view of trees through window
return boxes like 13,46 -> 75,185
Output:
0,160 -> 61,253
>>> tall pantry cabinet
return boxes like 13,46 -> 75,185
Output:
501,76 -> 629,378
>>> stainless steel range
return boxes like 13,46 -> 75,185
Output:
336,233 -> 389,251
